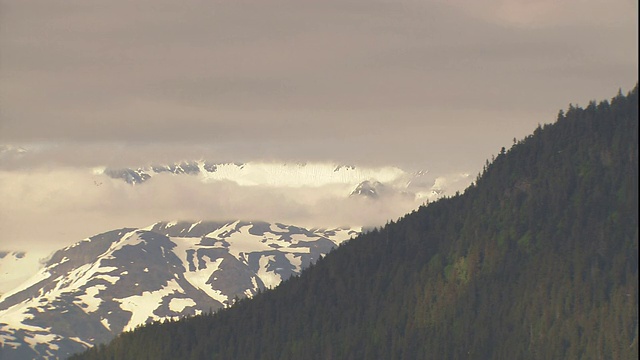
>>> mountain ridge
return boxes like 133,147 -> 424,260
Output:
97,160 -> 469,201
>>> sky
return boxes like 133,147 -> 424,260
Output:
0,0 -> 637,255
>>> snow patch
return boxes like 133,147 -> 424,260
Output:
223,224 -> 278,259
0,333 -> 21,348
250,276 -> 259,291
76,284 -> 107,313
94,274 -> 120,285
285,253 -> 303,273
187,221 -> 202,233
183,256 -> 227,305
165,221 -> 178,228
257,255 -> 281,289
169,298 -> 196,312
22,332 -> 59,350
116,279 -> 183,332
69,336 -> 92,348
170,235 -> 229,305
0,299 -> 46,332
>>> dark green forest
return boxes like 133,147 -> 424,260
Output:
71,86 -> 638,360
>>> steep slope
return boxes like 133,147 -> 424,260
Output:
71,86 -> 638,360
0,221 -> 357,359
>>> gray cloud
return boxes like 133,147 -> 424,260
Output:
1,1 -> 636,157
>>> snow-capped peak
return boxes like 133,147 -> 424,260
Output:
0,221 -> 360,359
100,161 -> 408,188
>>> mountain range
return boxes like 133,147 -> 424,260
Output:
98,161 -> 465,201
0,160 -> 471,297
0,158 -> 471,359
0,221 -> 358,359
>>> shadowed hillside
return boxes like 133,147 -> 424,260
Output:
70,86 -> 638,360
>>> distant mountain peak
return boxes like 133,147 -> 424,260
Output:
0,220 -> 360,359
98,161 -> 410,188
349,180 -> 385,199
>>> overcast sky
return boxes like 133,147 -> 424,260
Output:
1,0 -> 637,171
0,0 -> 637,254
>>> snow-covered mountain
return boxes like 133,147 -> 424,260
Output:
0,157 -> 472,359
97,160 -> 471,202
0,221 -> 358,359
349,180 -> 387,199
100,161 -> 407,186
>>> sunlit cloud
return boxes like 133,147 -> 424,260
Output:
0,162 -> 470,254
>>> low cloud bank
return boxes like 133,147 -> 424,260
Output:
0,165 -> 473,255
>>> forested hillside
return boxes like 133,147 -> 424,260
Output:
71,86 -> 638,360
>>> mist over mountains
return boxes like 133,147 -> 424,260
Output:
0,159 -> 470,358
0,158 -> 471,257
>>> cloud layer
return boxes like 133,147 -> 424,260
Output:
0,163 -> 472,254
1,0 -> 637,172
